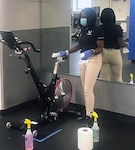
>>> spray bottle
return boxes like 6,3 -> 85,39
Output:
92,111 -> 99,142
24,118 -> 34,150
130,73 -> 134,84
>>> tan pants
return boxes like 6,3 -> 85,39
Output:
100,49 -> 122,82
79,54 -> 102,117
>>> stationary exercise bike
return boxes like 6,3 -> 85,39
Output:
0,31 -> 72,134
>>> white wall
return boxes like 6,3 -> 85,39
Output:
41,0 -> 72,28
0,0 -> 40,30
91,0 -> 110,12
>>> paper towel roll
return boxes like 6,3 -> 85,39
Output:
78,127 -> 93,150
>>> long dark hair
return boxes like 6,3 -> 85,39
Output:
100,8 -> 116,24
78,7 -> 97,29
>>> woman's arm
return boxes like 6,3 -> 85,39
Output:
118,37 -> 128,48
68,44 -> 81,54
92,40 -> 104,55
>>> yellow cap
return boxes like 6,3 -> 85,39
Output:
24,118 -> 32,129
92,111 -> 98,122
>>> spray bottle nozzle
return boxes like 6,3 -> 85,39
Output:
24,118 -> 38,129
92,111 -> 98,122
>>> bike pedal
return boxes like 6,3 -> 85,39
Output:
48,112 -> 58,121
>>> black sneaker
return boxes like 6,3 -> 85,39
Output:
83,116 -> 93,128
77,115 -> 93,127
76,114 -> 86,121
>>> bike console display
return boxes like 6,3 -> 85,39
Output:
0,31 -> 17,49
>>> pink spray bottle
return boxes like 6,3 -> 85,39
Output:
24,119 -> 34,150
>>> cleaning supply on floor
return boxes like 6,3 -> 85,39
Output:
92,111 -> 99,142
78,127 -> 93,150
130,73 -> 134,84
24,118 -> 36,150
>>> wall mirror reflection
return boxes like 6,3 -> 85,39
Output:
70,0 -> 132,83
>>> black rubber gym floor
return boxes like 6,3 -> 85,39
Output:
0,102 -> 135,150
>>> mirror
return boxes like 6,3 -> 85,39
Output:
70,0 -> 132,83
41,0 -> 131,83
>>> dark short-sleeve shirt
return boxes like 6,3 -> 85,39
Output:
100,24 -> 123,49
78,26 -> 104,53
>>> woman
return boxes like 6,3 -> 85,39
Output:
55,8 -> 104,122
100,8 -> 128,82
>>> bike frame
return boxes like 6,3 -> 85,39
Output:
21,46 -> 59,117
0,31 -> 66,118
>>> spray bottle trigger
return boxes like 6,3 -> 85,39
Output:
31,121 -> 38,125
24,118 -> 38,129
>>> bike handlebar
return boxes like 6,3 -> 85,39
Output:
0,32 -> 40,53
0,31 -> 67,62
17,41 -> 40,52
